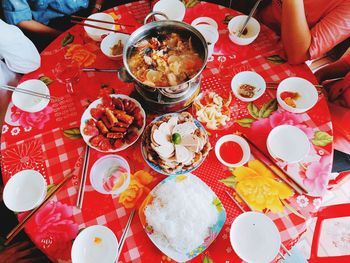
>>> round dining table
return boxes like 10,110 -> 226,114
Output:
1,1 -> 334,262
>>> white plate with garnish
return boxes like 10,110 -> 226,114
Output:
71,225 -> 118,263
231,71 -> 266,102
230,212 -> 281,263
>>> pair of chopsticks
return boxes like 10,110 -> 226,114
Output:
76,146 -> 90,209
237,0 -> 263,37
5,172 -> 75,246
225,190 -> 292,259
71,15 -> 134,33
117,210 -> 135,260
240,133 -> 308,194
266,81 -> 323,89
1,85 -> 62,102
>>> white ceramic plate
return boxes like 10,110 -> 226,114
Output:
139,173 -> 226,262
267,125 -> 310,163
80,94 -> 146,153
215,134 -> 250,167
230,212 -> 281,263
231,71 -> 266,102
277,77 -> 318,113
71,225 -> 118,263
3,170 -> 47,212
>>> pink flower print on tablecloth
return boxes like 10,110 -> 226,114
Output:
19,201 -> 79,262
11,105 -> 53,129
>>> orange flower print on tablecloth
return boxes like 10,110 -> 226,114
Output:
119,170 -> 154,208
65,43 -> 98,67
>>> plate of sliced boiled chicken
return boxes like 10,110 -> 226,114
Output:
142,112 -> 211,175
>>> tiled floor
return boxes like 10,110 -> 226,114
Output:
295,174 -> 350,260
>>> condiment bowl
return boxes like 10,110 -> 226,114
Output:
230,212 -> 281,263
191,17 -> 218,29
153,0 -> 186,21
277,77 -> 318,113
12,79 -> 50,112
100,33 -> 129,60
3,169 -> 47,212
215,134 -> 250,167
267,125 -> 310,163
84,13 -> 115,41
228,15 -> 260,45
231,71 -> 266,102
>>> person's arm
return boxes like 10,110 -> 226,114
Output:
281,0 -> 311,64
17,20 -> 61,38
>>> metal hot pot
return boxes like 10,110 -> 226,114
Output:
119,12 -> 208,112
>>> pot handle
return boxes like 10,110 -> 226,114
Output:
117,67 -> 134,83
144,11 -> 169,24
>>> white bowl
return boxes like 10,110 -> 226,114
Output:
12,79 -> 50,112
228,15 -> 260,45
90,155 -> 130,195
267,125 -> 310,163
231,71 -> 266,102
71,225 -> 118,263
84,13 -> 115,42
100,33 -> 129,60
153,0 -> 186,21
193,24 -> 219,59
3,170 -> 47,212
215,134 -> 250,167
277,77 -> 318,113
230,212 -> 281,263
191,17 -> 218,29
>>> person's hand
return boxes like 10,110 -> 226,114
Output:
0,241 -> 45,263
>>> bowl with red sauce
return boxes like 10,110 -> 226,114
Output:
215,135 -> 251,167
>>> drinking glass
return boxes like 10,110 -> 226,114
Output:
52,59 -> 80,94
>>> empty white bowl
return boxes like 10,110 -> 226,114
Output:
267,125 -> 310,163
3,170 -> 47,212
191,17 -> 218,29
90,155 -> 130,195
277,77 -> 318,113
100,33 -> 129,60
84,13 -> 115,41
153,0 -> 186,21
12,79 -> 50,112
230,212 -> 281,263
228,15 -> 260,45
215,134 -> 250,167
71,225 -> 118,263
231,71 -> 266,102
193,24 -> 219,59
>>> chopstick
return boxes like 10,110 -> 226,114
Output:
1,85 -> 62,102
71,15 -> 135,27
117,210 -> 135,260
266,86 -> 323,94
225,190 -> 289,259
237,0 -> 263,37
5,172 -> 75,246
240,133 -> 308,194
76,146 -> 90,209
266,81 -> 323,89
71,20 -> 126,33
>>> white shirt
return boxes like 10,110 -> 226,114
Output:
0,19 -> 41,86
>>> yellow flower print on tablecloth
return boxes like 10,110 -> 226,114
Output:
223,160 -> 293,213
119,170 -> 153,208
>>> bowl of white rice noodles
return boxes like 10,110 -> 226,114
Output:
139,173 -> 226,262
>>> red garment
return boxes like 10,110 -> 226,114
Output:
258,0 -> 350,59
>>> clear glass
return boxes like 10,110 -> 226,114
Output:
52,59 -> 80,94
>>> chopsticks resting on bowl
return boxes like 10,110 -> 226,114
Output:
240,134 -> 308,194
1,85 -> 62,102
117,209 -> 135,260
71,20 -> 121,33
5,172 -> 75,246
76,146 -> 90,209
225,190 -> 288,260
237,0 -> 263,37
266,81 -> 323,89
71,15 -> 135,28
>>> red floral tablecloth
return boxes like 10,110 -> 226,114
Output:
0,1 -> 334,262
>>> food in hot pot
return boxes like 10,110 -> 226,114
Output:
128,33 -> 203,87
